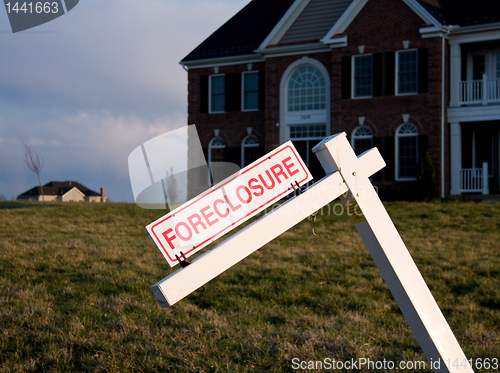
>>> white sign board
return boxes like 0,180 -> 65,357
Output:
146,141 -> 312,267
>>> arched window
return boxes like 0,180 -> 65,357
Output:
208,137 -> 226,185
396,123 -> 418,180
287,65 -> 326,112
352,126 -> 373,155
209,137 -> 225,164
241,135 -> 259,167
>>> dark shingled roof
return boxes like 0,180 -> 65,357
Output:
181,0 -> 295,63
18,181 -> 101,197
417,0 -> 500,27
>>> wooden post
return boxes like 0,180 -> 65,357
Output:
312,133 -> 473,373
151,147 -> 385,306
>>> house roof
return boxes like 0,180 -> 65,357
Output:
180,0 -> 295,64
18,181 -> 101,197
181,0 -> 500,66
417,0 -> 500,27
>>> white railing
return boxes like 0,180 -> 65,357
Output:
459,162 -> 489,195
459,75 -> 500,105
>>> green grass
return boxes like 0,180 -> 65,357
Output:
0,200 -> 499,372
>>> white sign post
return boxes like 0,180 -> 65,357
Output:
146,141 -> 312,267
148,132 -> 473,373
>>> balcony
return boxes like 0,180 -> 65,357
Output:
459,75 -> 500,105
459,162 -> 489,195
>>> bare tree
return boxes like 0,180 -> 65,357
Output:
24,144 -> 45,205
165,167 -> 179,205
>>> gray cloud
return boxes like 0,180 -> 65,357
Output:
0,0 -> 248,201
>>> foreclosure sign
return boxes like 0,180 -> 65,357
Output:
146,141 -> 312,267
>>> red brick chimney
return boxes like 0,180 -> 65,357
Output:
100,187 -> 105,203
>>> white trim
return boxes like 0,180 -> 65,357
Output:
62,186 -> 85,198
240,135 -> 260,168
323,36 -> 348,48
352,54 -> 373,99
395,123 -> 419,181
402,0 -> 442,28
448,28 -> 500,45
448,105 -> 500,123
321,0 -> 368,42
257,0 -> 311,51
396,49 -> 419,96
279,58 -> 331,144
181,56 -> 264,70
241,71 -> 260,112
448,22 -> 500,37
256,43 -> 330,58
209,74 -> 226,114
420,26 -> 447,38
351,126 -> 373,155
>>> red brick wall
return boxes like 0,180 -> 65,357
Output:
330,0 -> 444,187
188,63 -> 266,149
187,0 -> 449,196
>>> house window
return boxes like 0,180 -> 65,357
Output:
242,72 -> 259,111
352,126 -> 373,155
208,136 -> 225,164
210,75 -> 225,113
290,125 -> 326,139
397,50 -> 418,95
396,123 -> 418,180
287,65 -> 326,112
208,137 -> 226,185
353,55 -> 373,98
241,135 -> 259,167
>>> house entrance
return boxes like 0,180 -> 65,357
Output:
461,122 -> 500,193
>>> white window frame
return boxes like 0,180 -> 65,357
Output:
241,71 -> 260,112
352,54 -> 373,99
286,65 -> 327,112
209,74 -> 225,114
396,49 -> 418,96
208,136 -> 226,185
240,135 -> 260,168
395,123 -> 418,181
466,48 -> 500,81
351,126 -> 373,155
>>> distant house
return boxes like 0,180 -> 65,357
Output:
17,181 -> 106,202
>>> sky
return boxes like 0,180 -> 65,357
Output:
0,0 -> 249,202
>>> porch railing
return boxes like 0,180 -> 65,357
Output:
459,162 -> 489,195
459,75 -> 500,105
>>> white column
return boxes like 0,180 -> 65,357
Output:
449,42 -> 462,107
482,162 -> 489,195
450,122 -> 462,195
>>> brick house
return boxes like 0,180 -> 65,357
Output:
181,0 -> 500,199
17,181 -> 106,202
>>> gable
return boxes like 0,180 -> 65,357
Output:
278,0 -> 354,44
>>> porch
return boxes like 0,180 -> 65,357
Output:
450,121 -> 500,195
459,75 -> 500,105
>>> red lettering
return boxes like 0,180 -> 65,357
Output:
224,194 -> 241,212
162,228 -> 176,250
187,213 -> 207,234
200,205 -> 219,227
270,164 -> 288,184
236,185 -> 252,204
282,156 -> 299,177
258,170 -> 276,190
175,222 -> 192,241
213,199 -> 229,218
248,178 -> 264,197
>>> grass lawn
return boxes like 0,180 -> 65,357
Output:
0,199 -> 499,372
